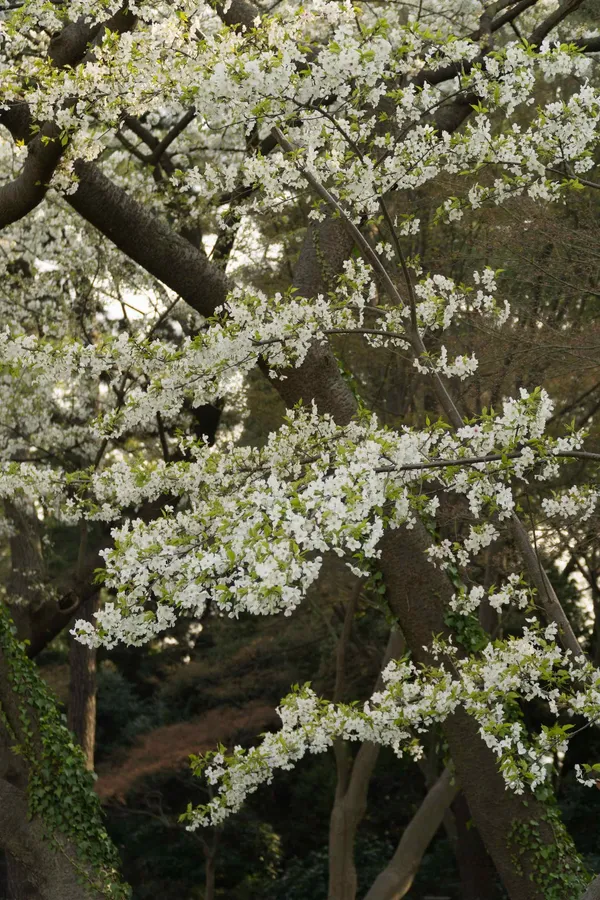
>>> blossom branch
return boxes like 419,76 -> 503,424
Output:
0,7 -> 135,230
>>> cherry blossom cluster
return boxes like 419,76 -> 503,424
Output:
450,574 -> 533,616
2,0 -> 600,834
184,620 -> 600,828
3,2 -> 598,223
0,258 -> 507,447
542,486 -> 599,524
66,391 -> 587,648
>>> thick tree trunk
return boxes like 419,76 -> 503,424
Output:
0,607 -> 125,900
0,851 -> 42,900
68,594 -> 99,770
0,774 -> 100,900
583,875 -> 600,900
0,852 -> 6,898
1,508 -> 94,900
451,792 -> 503,900
5,853 -> 41,900
5,500 -> 47,643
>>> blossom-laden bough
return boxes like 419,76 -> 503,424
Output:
2,0 -> 600,897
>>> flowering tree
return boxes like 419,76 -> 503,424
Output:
1,0 -> 600,898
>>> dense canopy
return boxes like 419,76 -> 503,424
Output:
1,1 -> 600,899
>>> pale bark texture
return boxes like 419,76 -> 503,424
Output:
327,588 -> 405,900
327,707 -> 387,899
362,768 -> 458,900
582,874 -> 600,900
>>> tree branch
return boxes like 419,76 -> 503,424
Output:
570,35 -> 600,53
213,0 -> 260,30
0,122 -> 63,229
529,0 -> 586,46
374,447 -> 600,473
67,161 -> 229,316
0,7 -> 135,231
511,513 -> 585,659
150,108 -> 197,164
344,628 -> 406,813
331,582 -> 361,800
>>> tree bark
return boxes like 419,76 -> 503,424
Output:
0,598 -> 128,900
328,584 -> 362,900
328,800 -> 359,900
0,515 -> 123,899
68,593 -> 99,770
0,688 -> 104,900
68,161 -> 230,318
451,792 -> 503,900
5,854 -> 41,900
1,510 -> 58,900
0,775 -> 100,900
327,620 -> 405,900
362,768 -> 458,900
204,853 -> 216,900
582,875 -> 600,900
379,519 -> 581,900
